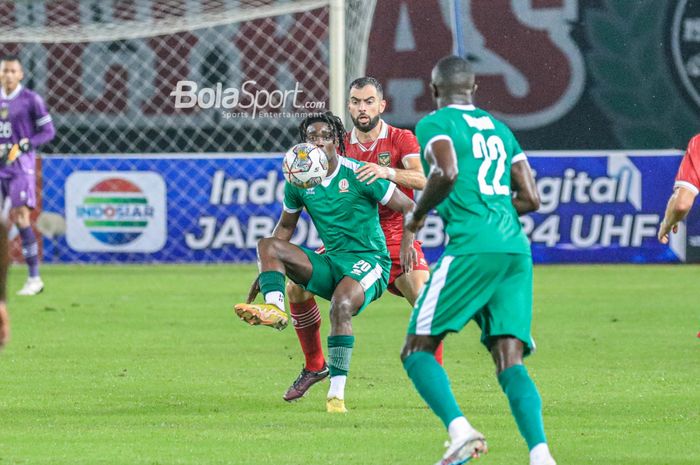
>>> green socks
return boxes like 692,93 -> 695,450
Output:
498,364 -> 547,450
327,335 -> 354,376
403,353 -> 547,450
258,271 -> 286,309
258,271 -> 285,295
403,351 -> 463,428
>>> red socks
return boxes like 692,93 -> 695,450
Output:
290,298 -> 325,371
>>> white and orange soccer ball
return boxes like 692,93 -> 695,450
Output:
282,143 -> 329,188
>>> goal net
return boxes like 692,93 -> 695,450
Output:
0,0 -> 376,154
0,0 -> 382,264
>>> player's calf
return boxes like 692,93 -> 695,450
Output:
324,279 -> 368,409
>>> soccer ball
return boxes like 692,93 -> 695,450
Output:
282,143 -> 329,188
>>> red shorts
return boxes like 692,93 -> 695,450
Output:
386,240 -> 430,297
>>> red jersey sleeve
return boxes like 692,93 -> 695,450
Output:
394,129 -> 421,168
675,134 -> 700,195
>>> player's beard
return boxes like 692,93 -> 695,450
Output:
351,113 -> 380,133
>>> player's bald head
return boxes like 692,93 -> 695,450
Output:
431,56 -> 475,96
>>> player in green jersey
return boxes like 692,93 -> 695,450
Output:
400,56 -> 556,465
235,111 -> 418,413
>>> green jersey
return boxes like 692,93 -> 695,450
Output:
415,104 -> 530,255
283,156 -> 394,256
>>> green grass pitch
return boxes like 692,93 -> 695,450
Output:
1,264 -> 698,465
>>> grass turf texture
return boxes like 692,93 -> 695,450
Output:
1,264 -> 699,465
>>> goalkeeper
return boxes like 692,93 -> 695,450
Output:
0,55 -> 55,296
235,111 -> 418,413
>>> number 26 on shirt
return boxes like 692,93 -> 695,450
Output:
0,122 -> 11,138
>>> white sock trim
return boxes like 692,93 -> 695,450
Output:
447,416 -> 473,442
530,443 -> 553,465
264,291 -> 285,311
327,375 -> 347,400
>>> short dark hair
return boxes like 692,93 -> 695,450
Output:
349,76 -> 383,98
432,55 -> 475,90
0,55 -> 21,65
298,111 -> 347,156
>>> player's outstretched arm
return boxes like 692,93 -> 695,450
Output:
271,210 -> 302,242
658,186 -> 697,244
356,157 -> 426,189
29,93 -> 57,148
511,159 -> 540,215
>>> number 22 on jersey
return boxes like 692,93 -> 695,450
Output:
463,114 -> 509,197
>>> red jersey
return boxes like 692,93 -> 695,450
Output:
345,121 -> 420,245
675,134 -> 700,194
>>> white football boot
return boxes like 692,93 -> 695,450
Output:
17,276 -> 44,296
435,429 -> 487,465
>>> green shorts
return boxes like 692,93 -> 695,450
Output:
407,253 -> 535,355
298,248 -> 390,314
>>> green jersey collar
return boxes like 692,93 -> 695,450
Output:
321,152 -> 342,187
447,104 -> 476,111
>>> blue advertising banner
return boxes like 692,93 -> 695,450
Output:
525,152 -> 683,263
41,151 -> 684,264
41,154 -> 322,263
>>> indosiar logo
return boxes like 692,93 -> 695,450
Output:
66,172 -> 167,252
77,178 -> 153,245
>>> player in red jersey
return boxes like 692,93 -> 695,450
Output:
658,134 -> 700,244
282,77 -> 441,402
348,77 -> 431,301
658,134 -> 700,338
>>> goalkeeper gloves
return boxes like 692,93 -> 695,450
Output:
18,138 -> 31,153
0,139 -> 31,165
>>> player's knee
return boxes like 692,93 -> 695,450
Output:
286,281 -> 310,302
256,237 -> 274,254
11,207 -> 30,228
257,237 -> 284,258
396,271 -> 429,306
400,335 -> 440,362
329,297 -> 356,324
490,337 -> 524,373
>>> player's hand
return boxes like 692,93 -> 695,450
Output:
404,209 -> 425,234
0,302 -> 10,350
400,231 -> 418,274
356,162 -> 390,184
246,276 -> 261,304
0,143 -> 23,165
657,220 -> 678,244
18,138 -> 31,153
